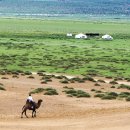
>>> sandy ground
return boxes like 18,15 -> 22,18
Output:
0,73 -> 130,130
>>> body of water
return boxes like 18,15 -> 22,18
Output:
0,0 -> 130,21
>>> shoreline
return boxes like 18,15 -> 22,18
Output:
0,16 -> 130,23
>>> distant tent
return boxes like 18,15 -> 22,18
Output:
85,33 -> 100,37
75,33 -> 87,39
67,33 -> 73,37
102,34 -> 113,40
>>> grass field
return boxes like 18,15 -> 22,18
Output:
0,18 -> 129,35
0,18 -> 130,78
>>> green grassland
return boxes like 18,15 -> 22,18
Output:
0,18 -> 129,35
0,18 -> 130,78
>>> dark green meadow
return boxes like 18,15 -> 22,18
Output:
0,18 -> 130,78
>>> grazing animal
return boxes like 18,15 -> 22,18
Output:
21,99 -> 43,118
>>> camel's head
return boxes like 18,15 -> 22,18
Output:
38,99 -> 43,103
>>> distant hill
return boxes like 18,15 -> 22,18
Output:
0,0 -> 129,19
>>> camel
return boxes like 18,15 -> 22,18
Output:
21,99 -> 43,118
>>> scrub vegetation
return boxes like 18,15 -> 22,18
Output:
0,18 -> 130,78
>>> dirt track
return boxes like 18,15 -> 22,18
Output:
0,74 -> 130,130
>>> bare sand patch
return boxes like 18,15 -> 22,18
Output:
0,74 -> 130,130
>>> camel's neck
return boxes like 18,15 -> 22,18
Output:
36,102 -> 42,109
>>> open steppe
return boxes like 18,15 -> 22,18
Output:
0,18 -> 130,130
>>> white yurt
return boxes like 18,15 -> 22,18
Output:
75,33 -> 87,39
66,33 -> 73,37
102,34 -> 113,40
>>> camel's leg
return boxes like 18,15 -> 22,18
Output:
34,110 -> 36,117
32,110 -> 34,118
21,110 -> 27,118
25,110 -> 28,118
21,106 -> 25,118
32,110 -> 36,118
21,109 -> 27,118
22,105 -> 25,111
21,111 -> 24,118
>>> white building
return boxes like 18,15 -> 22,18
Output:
75,33 -> 87,39
66,33 -> 73,37
102,34 -> 113,40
